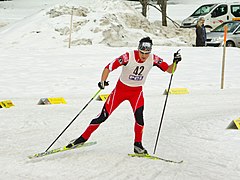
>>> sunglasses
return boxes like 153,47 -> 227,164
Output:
139,50 -> 151,55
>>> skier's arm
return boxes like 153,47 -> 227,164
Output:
153,54 -> 169,71
98,67 -> 110,89
166,50 -> 181,73
105,52 -> 129,71
98,52 -> 129,89
166,63 -> 177,73
101,67 -> 110,82
153,51 -> 181,73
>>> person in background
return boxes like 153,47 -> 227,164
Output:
196,17 -> 206,47
66,37 -> 182,154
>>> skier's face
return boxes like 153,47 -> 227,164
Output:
139,50 -> 150,62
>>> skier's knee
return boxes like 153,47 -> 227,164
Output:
134,106 -> 144,126
90,107 -> 109,124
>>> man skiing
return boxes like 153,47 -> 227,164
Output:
66,37 -> 181,154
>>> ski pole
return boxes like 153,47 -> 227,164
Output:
153,50 -> 180,154
45,89 -> 102,152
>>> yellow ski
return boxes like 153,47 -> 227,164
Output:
128,153 -> 183,164
28,141 -> 97,159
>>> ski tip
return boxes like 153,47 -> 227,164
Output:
128,153 -> 183,164
28,141 -> 97,160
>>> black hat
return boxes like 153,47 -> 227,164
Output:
138,37 -> 153,52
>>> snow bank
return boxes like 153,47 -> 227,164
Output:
0,0 -> 195,47
168,0 -> 237,4
46,0 -> 195,47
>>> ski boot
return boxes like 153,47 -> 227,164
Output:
66,136 -> 87,148
134,142 -> 148,154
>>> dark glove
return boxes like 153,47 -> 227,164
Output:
173,52 -> 182,64
98,81 -> 109,89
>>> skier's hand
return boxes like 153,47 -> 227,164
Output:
173,51 -> 182,64
98,81 -> 109,89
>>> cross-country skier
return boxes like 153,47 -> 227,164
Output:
66,37 -> 182,154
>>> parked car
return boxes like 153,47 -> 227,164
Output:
206,19 -> 240,47
181,2 -> 240,30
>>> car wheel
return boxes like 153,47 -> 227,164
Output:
226,41 -> 235,47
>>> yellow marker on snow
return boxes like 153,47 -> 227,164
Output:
227,118 -> 240,129
163,88 -> 189,95
97,94 -> 110,101
38,97 -> 67,105
0,100 -> 14,108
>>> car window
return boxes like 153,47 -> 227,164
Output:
229,23 -> 240,32
211,4 -> 228,17
231,5 -> 240,17
212,22 -> 240,32
191,4 -> 216,16
235,27 -> 240,33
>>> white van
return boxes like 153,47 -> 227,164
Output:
181,2 -> 240,30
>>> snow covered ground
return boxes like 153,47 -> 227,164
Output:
0,0 -> 240,179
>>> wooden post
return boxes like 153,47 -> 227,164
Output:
221,25 -> 228,89
68,8 -> 73,48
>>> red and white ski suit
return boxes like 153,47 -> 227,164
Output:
81,50 -> 169,143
